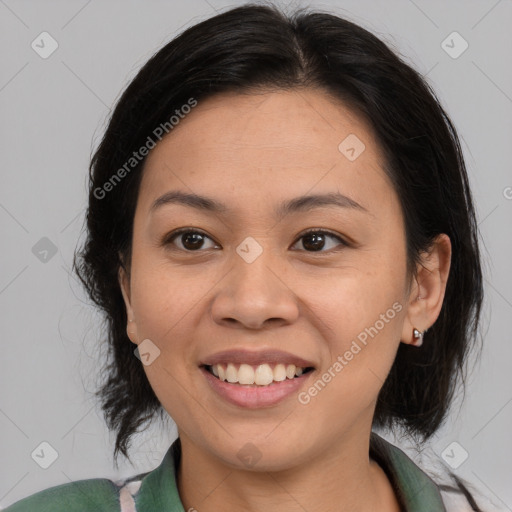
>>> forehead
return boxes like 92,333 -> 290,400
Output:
137,89 -> 391,215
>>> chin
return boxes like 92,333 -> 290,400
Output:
207,433 -> 312,473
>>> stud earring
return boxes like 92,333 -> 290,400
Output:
412,328 -> 424,347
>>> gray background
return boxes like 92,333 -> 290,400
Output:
1,0 -> 511,509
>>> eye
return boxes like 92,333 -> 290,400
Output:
291,229 -> 348,253
162,228 -> 349,253
163,228 -> 219,252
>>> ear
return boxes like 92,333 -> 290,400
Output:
400,234 -> 451,346
118,255 -> 139,345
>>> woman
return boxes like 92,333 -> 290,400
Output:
4,3 -> 499,511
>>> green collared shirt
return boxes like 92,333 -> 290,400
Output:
3,432 -> 450,511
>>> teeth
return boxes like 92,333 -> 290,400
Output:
273,364 -> 287,382
208,363 -> 309,386
254,364 -> 274,386
226,363 -> 238,383
238,364 -> 254,385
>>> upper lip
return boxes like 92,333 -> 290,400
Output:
201,349 -> 316,368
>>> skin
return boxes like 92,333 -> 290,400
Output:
118,89 -> 451,512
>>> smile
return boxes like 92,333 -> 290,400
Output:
205,363 -> 314,386
200,364 -> 315,409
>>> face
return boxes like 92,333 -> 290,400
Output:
119,89 -> 417,471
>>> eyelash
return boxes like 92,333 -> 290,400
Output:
162,227 -> 349,254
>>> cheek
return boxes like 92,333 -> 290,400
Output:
128,262 -> 204,424
300,255 -> 406,412
316,279 -> 404,377
301,291 -> 403,432
311,250 -> 406,335
129,254 -> 209,340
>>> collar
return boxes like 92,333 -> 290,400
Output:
133,432 -> 446,511
369,432 -> 447,511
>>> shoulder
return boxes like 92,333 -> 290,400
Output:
1,477 -> 122,512
369,432 -> 506,512
371,433 -> 507,512
2,441 -> 180,512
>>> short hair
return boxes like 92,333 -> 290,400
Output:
74,3 -> 483,472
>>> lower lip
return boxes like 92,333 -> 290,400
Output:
201,367 -> 313,409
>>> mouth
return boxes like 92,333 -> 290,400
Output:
200,362 -> 316,409
202,363 -> 315,387
199,349 -> 317,408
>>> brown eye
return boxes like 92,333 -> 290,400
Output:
292,229 -> 348,252
164,229 -> 218,251
163,228 -> 348,253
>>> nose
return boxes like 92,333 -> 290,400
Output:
209,248 -> 300,330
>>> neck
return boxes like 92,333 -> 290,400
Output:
176,429 -> 401,512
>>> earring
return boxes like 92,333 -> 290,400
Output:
412,328 -> 424,347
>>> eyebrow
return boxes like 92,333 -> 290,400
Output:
150,190 -> 369,219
